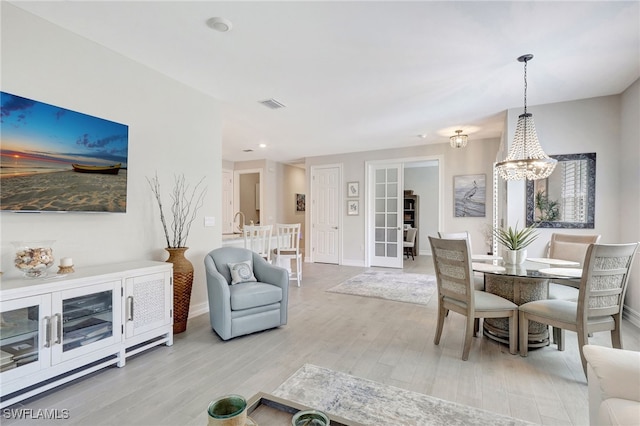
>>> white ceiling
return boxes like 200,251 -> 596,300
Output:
9,1 -> 640,164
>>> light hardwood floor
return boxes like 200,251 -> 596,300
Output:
4,256 -> 639,425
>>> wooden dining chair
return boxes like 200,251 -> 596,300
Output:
243,225 -> 273,262
438,231 -> 485,291
429,236 -> 518,360
272,223 -> 302,286
547,233 -> 601,300
518,242 -> 639,376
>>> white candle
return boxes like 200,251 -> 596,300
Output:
60,257 -> 73,267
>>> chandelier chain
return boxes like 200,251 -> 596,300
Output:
523,58 -> 528,114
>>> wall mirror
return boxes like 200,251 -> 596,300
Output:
526,153 -> 596,228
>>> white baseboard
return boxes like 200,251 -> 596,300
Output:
189,302 -> 209,318
342,258 -> 366,267
623,304 -> 640,329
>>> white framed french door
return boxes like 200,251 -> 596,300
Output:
367,162 -> 404,268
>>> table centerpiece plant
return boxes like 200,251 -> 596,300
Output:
493,223 -> 538,265
147,172 -> 207,333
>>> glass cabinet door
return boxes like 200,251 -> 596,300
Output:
51,280 -> 121,364
0,294 -> 52,381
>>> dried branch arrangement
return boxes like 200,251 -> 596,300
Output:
147,173 -> 207,248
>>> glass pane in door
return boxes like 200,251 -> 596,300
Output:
62,291 -> 113,352
0,306 -> 39,369
371,164 -> 402,267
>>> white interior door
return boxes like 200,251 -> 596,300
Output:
222,169 -> 233,233
311,165 -> 340,264
369,163 -> 403,268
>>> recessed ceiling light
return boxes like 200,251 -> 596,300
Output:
259,143 -> 267,148
206,17 -> 233,32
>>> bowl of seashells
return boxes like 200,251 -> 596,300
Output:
13,241 -> 56,278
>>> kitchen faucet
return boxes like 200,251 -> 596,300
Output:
233,211 -> 245,232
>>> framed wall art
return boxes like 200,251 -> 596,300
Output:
453,174 -> 486,217
347,200 -> 359,216
347,181 -> 359,197
296,193 -> 305,212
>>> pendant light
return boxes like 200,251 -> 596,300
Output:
495,54 -> 556,180
450,130 -> 468,148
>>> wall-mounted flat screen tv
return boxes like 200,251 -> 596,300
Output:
1,91 -> 128,213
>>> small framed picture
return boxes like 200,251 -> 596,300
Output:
453,174 -> 486,217
347,181 -> 359,197
347,200 -> 359,216
296,193 -> 305,212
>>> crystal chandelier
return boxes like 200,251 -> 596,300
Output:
450,130 -> 468,148
495,54 -> 557,181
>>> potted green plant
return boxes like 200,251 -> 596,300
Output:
493,223 -> 538,264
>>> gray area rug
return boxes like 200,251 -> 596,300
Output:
326,271 -> 436,305
273,364 -> 533,426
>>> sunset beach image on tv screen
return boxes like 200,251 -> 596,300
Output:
1,92 -> 128,212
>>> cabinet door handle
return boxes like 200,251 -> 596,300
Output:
54,313 -> 62,345
44,316 -> 51,348
127,296 -> 134,321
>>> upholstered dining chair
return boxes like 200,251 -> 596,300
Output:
429,236 -> 518,360
546,233 -> 602,344
272,223 -> 302,287
438,231 -> 485,291
204,247 -> 289,340
243,224 -> 273,262
404,228 -> 418,260
518,242 -> 639,376
547,233 -> 601,300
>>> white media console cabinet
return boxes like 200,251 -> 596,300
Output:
0,261 -> 173,408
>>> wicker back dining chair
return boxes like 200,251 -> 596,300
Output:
438,231 -> 485,291
519,242 -> 639,376
429,236 -> 518,360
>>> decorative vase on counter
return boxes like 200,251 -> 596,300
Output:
505,249 -> 527,265
165,247 -> 194,334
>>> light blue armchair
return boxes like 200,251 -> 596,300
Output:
204,247 -> 289,340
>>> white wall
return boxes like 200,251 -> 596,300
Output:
404,166 -> 439,254
504,95 -> 622,252
620,79 -> 640,322
276,164 -> 306,242
304,138 -> 500,264
1,4 -> 223,317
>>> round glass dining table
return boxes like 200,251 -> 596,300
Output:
472,258 -> 582,349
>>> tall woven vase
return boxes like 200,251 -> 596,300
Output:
165,247 -> 194,334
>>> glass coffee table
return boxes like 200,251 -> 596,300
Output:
473,259 -> 581,349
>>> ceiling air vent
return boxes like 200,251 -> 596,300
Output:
259,98 -> 286,110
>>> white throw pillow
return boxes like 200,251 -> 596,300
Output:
228,260 -> 257,285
